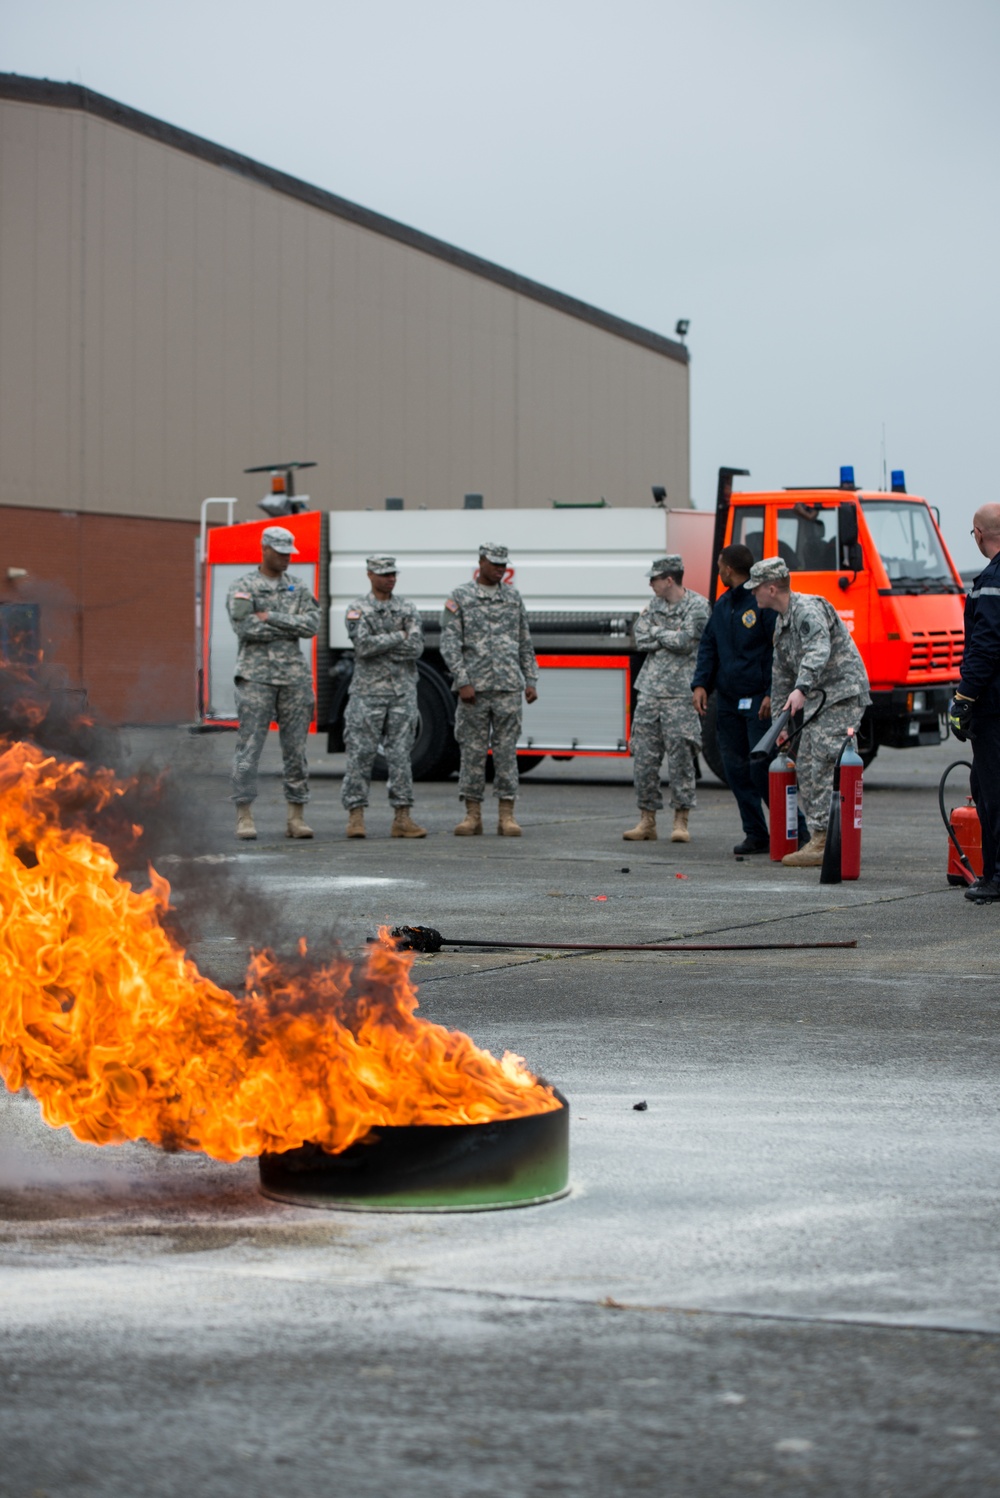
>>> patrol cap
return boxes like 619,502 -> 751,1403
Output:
647,554 -> 683,579
366,555 -> 398,575
479,543 -> 509,565
747,556 -> 791,588
261,525 -> 299,555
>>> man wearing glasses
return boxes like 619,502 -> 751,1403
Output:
949,505 -> 1000,902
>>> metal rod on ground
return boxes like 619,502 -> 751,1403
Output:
373,926 -> 856,954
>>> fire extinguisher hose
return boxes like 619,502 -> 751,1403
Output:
939,759 -> 976,885
750,691 -> 827,763
782,690 -> 827,756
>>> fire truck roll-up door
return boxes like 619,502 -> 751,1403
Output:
523,656 -> 631,754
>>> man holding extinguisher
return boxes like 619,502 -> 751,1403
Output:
948,503 -> 1000,904
747,558 -> 870,868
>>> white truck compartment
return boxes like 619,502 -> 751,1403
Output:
328,508 -> 712,647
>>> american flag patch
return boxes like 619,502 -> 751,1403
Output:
233,591 -> 251,600
346,608 -> 362,620
444,598 -> 459,613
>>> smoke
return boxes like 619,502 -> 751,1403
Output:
0,656 -> 337,975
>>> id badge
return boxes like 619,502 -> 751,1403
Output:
738,697 -> 753,712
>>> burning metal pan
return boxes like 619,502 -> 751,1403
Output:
259,1091 -> 569,1212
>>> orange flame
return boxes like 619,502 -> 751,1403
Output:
0,741 -> 558,1162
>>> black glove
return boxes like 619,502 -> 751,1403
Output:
948,695 -> 974,742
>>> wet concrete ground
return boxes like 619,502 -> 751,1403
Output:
2,733 -> 999,1496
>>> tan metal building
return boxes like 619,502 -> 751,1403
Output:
0,74 -> 690,721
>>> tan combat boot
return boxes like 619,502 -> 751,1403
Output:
286,803 -> 314,839
453,800 -> 483,836
497,799 -> 522,836
346,807 -> 366,839
623,810 -> 657,841
235,804 -> 257,840
781,829 -> 826,867
671,808 -> 691,844
391,807 -> 427,838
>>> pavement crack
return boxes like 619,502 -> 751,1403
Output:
646,885 -> 957,945
356,1279 -> 1000,1337
401,889 -> 951,971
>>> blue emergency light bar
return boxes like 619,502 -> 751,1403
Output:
839,465 -> 856,488
891,469 -> 906,492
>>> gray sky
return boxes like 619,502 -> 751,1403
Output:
4,0 -> 998,567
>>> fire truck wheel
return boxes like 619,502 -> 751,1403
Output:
699,694 -> 728,785
370,662 -> 459,782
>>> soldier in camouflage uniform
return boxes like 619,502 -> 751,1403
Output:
624,555 -> 710,844
440,543 -> 538,836
227,525 -> 320,841
341,555 -> 427,839
748,557 -> 871,867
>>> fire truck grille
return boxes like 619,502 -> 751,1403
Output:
908,630 -> 964,679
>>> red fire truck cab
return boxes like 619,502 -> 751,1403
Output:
712,465 -> 965,761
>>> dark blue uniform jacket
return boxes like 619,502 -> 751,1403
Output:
959,551 -> 1000,717
691,582 -> 776,703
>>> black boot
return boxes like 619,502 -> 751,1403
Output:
964,877 -> 1000,903
733,837 -> 769,855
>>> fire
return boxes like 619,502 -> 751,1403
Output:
0,740 -> 558,1163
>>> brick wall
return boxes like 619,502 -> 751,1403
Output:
0,507 -> 197,723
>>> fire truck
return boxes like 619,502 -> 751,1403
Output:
197,465 -> 966,781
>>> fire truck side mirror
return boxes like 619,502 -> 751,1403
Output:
838,502 -> 858,546
838,503 -> 862,573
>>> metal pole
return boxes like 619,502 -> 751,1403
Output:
709,466 -> 750,602
374,929 -> 856,953
435,938 -> 856,952
195,498 -> 238,722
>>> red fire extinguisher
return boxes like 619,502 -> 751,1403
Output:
948,803 -> 983,885
838,737 -> 864,880
769,751 -> 799,861
939,760 -> 980,886
820,731 -> 864,884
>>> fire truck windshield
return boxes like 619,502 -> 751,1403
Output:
860,499 -> 955,590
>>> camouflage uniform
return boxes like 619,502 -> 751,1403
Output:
771,591 -> 871,834
227,569 -> 319,805
631,589 -> 710,811
440,578 -> 538,802
341,592 -> 424,810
